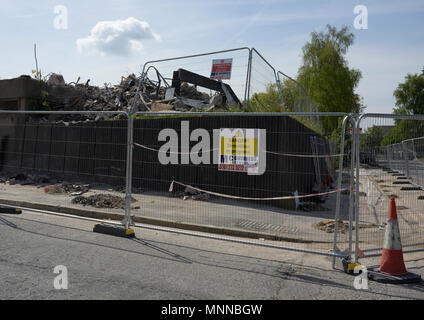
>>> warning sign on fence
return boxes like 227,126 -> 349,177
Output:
218,128 -> 264,174
210,59 -> 233,80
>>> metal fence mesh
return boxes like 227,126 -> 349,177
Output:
247,49 -> 280,111
0,110 -> 356,259
0,111 -> 131,219
141,48 -> 251,105
356,116 -> 424,257
402,137 -> 424,188
131,112 -> 350,256
276,71 -> 322,132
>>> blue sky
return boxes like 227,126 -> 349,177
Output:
1,0 -> 423,113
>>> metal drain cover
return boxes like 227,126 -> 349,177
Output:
237,220 -> 298,234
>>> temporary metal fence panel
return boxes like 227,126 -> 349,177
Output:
130,111 -> 351,258
247,49 -> 281,111
0,111 -> 133,227
0,110 -> 355,259
137,48 -> 251,108
400,137 -> 424,188
277,71 -> 322,132
354,114 -> 424,261
276,71 -> 309,112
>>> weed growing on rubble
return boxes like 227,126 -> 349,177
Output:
32,69 -> 43,81
29,70 -> 51,110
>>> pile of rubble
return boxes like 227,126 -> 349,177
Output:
43,72 -> 227,117
170,186 -> 211,201
62,74 -> 144,113
315,219 -> 350,234
315,219 -> 381,234
71,194 -> 135,209
0,172 -> 52,185
44,182 -> 90,196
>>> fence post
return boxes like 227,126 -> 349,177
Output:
122,113 -> 134,229
332,115 -> 350,268
246,49 -> 252,106
402,141 -> 410,178
244,49 -> 252,109
276,72 -> 285,107
387,145 -> 392,169
354,115 -> 363,263
347,117 -> 357,264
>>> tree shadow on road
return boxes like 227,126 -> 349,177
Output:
0,215 -> 19,229
3,214 -> 423,300
0,215 -> 193,264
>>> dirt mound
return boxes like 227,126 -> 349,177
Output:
72,194 -> 134,209
315,219 -> 350,234
315,219 -> 379,233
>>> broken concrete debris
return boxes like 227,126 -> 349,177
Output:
35,70 -> 234,118
0,172 -> 94,197
150,101 -> 174,112
47,73 -> 65,86
0,172 -> 51,186
171,185 -> 210,201
0,172 -> 139,209
44,182 -> 90,195
71,194 -> 135,209
44,185 -> 64,194
315,219 -> 350,234
315,219 -> 379,234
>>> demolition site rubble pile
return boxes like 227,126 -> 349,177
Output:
39,72 -> 227,122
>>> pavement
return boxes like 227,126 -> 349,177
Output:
0,180 -> 353,253
358,166 -> 424,251
0,210 -> 423,300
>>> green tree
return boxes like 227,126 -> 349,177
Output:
381,67 -> 424,145
393,67 -> 424,116
280,79 -> 299,112
297,25 -> 363,135
248,83 -> 283,112
360,126 -> 384,150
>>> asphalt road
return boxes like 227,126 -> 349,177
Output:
0,210 -> 423,300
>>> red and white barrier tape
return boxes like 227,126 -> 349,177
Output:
264,150 -> 346,158
169,180 -> 349,201
134,142 -> 347,158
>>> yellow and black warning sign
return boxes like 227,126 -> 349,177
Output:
218,128 -> 263,173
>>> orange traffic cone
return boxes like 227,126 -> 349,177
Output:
368,197 -> 421,283
378,197 -> 407,275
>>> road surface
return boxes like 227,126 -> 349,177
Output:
0,210 -> 423,300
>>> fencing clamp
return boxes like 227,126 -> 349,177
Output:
93,224 -> 135,239
342,258 -> 362,275
0,206 -> 22,214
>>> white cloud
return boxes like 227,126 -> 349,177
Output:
76,17 -> 160,56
